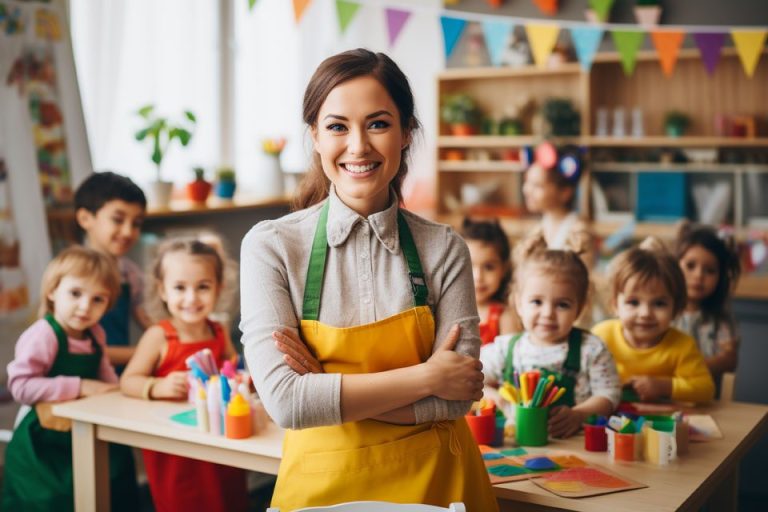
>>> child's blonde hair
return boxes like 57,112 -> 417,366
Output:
513,233 -> 590,312
38,246 -> 120,318
609,237 -> 687,316
146,236 -> 237,322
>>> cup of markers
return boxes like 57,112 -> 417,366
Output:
501,370 -> 567,447
186,349 -> 266,439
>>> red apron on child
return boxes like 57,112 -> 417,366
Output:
142,319 -> 248,512
479,302 -> 504,345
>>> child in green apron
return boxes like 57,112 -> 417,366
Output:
480,235 -> 620,438
2,246 -> 139,511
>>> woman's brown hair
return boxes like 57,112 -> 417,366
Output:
293,48 -> 421,210
609,237 -> 687,317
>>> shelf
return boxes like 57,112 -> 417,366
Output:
592,163 -> 768,173
734,275 -> 768,300
438,160 -> 526,173
145,195 -> 291,219
587,137 -> 768,148
438,135 -> 581,148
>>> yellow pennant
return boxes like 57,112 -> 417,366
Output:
731,30 -> 767,77
526,24 -> 560,69
293,0 -> 312,24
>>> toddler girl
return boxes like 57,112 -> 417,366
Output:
461,217 -> 521,344
593,237 -> 715,403
674,223 -> 741,382
2,246 -> 139,511
480,235 -> 620,438
120,238 -> 247,512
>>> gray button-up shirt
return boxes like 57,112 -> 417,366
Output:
240,187 -> 480,429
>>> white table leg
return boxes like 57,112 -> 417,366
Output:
71,420 -> 110,511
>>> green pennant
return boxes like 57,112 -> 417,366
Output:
248,0 -> 258,11
588,0 -> 615,22
336,0 -> 361,34
611,30 -> 645,76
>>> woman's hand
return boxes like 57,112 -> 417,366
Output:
548,405 -> 583,438
273,329 -> 324,375
79,379 -> 118,397
425,325 -> 484,401
151,371 -> 189,399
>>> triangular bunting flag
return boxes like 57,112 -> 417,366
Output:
482,21 -> 514,67
293,0 -> 311,24
385,8 -> 411,48
335,1 -> 360,34
588,0 -> 614,22
693,33 -> 725,75
526,24 -> 560,69
611,30 -> 644,76
441,17 -> 467,59
571,27 -> 604,70
651,31 -> 684,77
731,30 -> 767,78
248,0 -> 258,11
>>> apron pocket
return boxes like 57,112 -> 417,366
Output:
300,427 -> 440,475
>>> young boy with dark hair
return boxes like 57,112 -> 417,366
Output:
74,171 -> 152,366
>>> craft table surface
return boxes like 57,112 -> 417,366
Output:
54,395 -> 767,512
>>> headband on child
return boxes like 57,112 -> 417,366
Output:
521,142 -> 584,184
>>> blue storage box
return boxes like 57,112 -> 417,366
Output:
635,172 -> 688,222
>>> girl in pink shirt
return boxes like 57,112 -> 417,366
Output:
2,246 -> 139,511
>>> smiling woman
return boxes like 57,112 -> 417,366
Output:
241,49 -> 498,511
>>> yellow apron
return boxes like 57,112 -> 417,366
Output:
271,202 -> 498,511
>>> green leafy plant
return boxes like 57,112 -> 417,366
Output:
542,98 -> 581,136
192,166 -> 206,181
216,167 -> 236,182
440,94 -> 482,126
134,105 -> 197,181
664,110 -> 690,136
636,0 -> 659,6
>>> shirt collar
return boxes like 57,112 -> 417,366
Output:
326,185 -> 400,254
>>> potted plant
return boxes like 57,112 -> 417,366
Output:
214,167 -> 237,200
134,105 -> 196,208
542,98 -> 581,136
186,166 -> 211,203
634,0 -> 662,27
664,111 -> 690,137
440,94 -> 482,136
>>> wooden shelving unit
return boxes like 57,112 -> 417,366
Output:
436,49 -> 768,299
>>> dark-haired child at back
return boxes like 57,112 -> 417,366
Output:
74,171 -> 152,366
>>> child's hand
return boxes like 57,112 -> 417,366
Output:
425,325 -> 484,401
79,379 -> 119,397
547,405 -> 583,438
630,376 -> 670,402
150,371 -> 189,400
273,329 -> 323,375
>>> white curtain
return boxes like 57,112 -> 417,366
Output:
69,0 -> 221,187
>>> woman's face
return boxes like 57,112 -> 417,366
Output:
311,76 -> 408,217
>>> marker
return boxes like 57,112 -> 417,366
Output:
544,387 -> 567,407
196,386 -> 209,433
207,377 -> 222,435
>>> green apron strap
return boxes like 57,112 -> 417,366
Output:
563,328 -> 582,375
502,333 -> 524,384
44,314 -> 70,356
302,203 -> 430,320
302,201 -> 331,321
397,211 -> 428,307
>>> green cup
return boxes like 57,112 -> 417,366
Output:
515,405 -> 549,447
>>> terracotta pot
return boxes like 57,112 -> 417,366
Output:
186,179 -> 212,203
449,123 -> 476,136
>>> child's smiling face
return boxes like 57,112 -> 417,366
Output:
615,276 -> 676,348
679,244 -> 720,307
77,199 -> 144,258
158,252 -> 221,327
515,268 -> 580,346
48,275 -> 111,338
467,240 -> 507,306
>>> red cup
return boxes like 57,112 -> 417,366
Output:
584,424 -> 608,452
465,413 -> 496,445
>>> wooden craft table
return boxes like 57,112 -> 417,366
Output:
54,395 -> 767,512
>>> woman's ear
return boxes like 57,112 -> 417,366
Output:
401,129 -> 412,150
310,126 -> 320,152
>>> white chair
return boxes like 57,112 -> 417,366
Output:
267,502 -> 466,512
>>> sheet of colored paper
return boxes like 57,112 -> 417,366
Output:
169,409 -> 198,427
532,465 -> 647,498
687,414 -> 723,441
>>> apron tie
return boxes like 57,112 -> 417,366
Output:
432,421 -> 462,456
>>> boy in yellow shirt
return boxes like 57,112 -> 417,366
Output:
593,238 -> 714,403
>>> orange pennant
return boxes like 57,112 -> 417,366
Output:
293,0 -> 312,23
651,31 -> 685,77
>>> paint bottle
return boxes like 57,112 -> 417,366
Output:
196,386 -> 209,433
225,393 -> 252,439
207,377 -> 222,436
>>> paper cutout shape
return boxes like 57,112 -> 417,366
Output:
170,409 -> 198,427
571,27 -> 604,70
482,452 -> 505,460
440,16 -> 467,59
385,8 -> 411,48
525,24 -> 560,69
500,447 -> 528,456
524,457 -> 557,470
687,414 -> 723,441
488,464 -> 530,477
588,0 -> 614,22
693,33 -> 725,75
335,1 -> 360,35
651,31 -> 685,77
481,447 -> 588,484
611,30 -> 645,76
533,466 -> 647,498
292,0 -> 311,24
731,30 -> 767,78
482,20 -> 514,67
